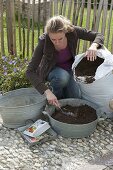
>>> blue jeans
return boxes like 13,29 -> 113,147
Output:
47,67 -> 81,99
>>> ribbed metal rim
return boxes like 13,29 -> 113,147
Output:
0,99 -> 46,109
0,94 -> 46,109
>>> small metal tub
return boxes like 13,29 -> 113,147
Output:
0,88 -> 46,128
43,98 -> 99,138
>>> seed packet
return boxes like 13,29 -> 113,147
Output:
23,119 -> 50,137
17,122 -> 57,146
20,132 -> 49,146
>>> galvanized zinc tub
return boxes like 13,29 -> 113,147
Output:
43,98 -> 99,138
0,88 -> 46,128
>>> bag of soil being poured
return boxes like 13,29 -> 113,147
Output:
72,47 -> 113,118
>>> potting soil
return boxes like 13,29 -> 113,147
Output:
52,105 -> 97,124
75,57 -> 104,83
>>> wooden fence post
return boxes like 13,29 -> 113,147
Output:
22,0 -> 26,58
37,0 -> 41,38
54,0 -> 58,15
72,0 -> 77,25
67,0 -> 73,20
10,0 -> 17,56
27,0 -> 30,57
101,0 -> 108,35
95,0 -> 104,32
91,0 -> 97,31
17,0 -> 22,56
43,0 -> 47,32
6,0 -> 14,55
31,0 -> 35,54
76,0 -> 85,53
83,0 -> 91,52
0,0 -> 4,56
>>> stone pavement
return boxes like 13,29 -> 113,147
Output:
0,115 -> 113,170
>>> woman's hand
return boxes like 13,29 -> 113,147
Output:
85,43 -> 98,61
44,89 -> 60,107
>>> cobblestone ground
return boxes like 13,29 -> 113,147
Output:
0,116 -> 113,170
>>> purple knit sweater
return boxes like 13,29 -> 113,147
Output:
55,46 -> 73,71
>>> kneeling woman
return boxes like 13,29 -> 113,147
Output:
26,15 -> 104,107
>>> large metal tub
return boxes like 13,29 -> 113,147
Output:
0,88 -> 46,128
43,98 -> 99,138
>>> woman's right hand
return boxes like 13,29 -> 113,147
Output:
44,89 -> 60,108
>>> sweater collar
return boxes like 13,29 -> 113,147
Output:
43,34 -> 55,55
43,31 -> 76,57
66,32 -> 76,57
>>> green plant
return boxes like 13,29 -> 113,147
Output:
0,55 -> 31,92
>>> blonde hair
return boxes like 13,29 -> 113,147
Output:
45,15 -> 74,34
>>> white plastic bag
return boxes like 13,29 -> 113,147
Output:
72,48 -> 113,118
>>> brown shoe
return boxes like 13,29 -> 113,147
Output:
109,99 -> 113,111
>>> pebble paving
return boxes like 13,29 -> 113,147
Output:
0,116 -> 113,170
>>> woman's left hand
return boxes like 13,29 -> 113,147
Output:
85,43 -> 98,61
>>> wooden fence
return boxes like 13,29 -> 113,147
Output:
0,0 -> 113,58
